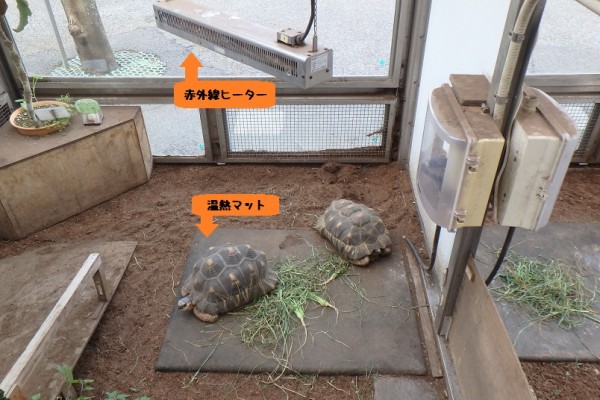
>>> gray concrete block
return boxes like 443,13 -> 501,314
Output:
375,376 -> 442,400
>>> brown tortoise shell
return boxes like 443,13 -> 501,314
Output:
315,199 -> 392,265
181,244 -> 277,320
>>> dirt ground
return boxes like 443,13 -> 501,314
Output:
0,163 -> 598,399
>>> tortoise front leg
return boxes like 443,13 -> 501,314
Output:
192,308 -> 220,323
349,255 -> 371,267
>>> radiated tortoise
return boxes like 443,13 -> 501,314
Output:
315,199 -> 392,266
178,243 -> 278,322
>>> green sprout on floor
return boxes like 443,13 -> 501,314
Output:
58,364 -> 94,400
105,391 -> 150,400
57,365 -> 150,400
494,254 -> 599,329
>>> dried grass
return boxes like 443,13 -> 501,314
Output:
494,254 -> 598,329
239,252 -> 351,370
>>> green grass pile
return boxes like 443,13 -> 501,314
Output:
239,253 -> 350,358
495,254 -> 598,329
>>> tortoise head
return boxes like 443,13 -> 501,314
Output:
177,294 -> 193,310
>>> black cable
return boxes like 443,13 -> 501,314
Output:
428,224 -> 441,271
484,1 -> 545,285
405,225 -> 441,272
485,226 -> 516,285
299,0 -> 316,44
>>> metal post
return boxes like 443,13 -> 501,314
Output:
44,0 -> 70,70
434,227 -> 480,334
397,0 -> 432,169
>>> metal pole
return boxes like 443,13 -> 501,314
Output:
44,0 -> 70,70
397,0 -> 432,169
434,227 -> 480,334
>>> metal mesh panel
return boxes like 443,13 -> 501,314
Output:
223,104 -> 389,161
50,51 -> 166,77
0,102 -> 11,127
559,101 -> 600,160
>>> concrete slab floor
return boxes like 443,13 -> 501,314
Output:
375,376 -> 443,400
477,222 -> 600,362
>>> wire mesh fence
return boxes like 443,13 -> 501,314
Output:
222,103 -> 391,161
559,101 -> 600,161
0,96 -> 12,127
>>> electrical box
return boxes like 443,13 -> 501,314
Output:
495,87 -> 579,231
417,82 -> 504,231
277,28 -> 304,47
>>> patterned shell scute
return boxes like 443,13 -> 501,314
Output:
181,244 -> 277,317
315,199 -> 392,260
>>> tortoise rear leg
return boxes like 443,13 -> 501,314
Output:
192,308 -> 220,323
381,246 -> 391,256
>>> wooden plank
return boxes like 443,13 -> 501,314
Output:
403,243 -> 444,378
0,254 -> 102,399
7,385 -> 26,400
0,107 -> 140,169
446,257 -> 535,400
132,109 -> 154,179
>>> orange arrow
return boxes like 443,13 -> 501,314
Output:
174,54 -> 276,109
180,53 -> 203,82
196,218 -> 218,237
192,194 -> 280,237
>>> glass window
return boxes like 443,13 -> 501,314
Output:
140,104 -> 205,156
529,0 -> 600,74
6,0 -> 397,78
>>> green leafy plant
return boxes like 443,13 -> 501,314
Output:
0,2 -> 75,131
105,391 -> 130,400
57,364 -> 94,400
28,73 -> 42,102
0,1 -> 38,126
12,91 -> 77,130
104,390 -> 150,400
104,391 -> 150,400
57,365 -> 150,400
56,94 -> 78,116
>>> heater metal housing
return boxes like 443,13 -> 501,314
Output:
154,0 -> 333,89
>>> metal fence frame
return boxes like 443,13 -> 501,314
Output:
0,0 -> 421,164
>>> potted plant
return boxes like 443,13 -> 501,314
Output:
0,0 -> 73,136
